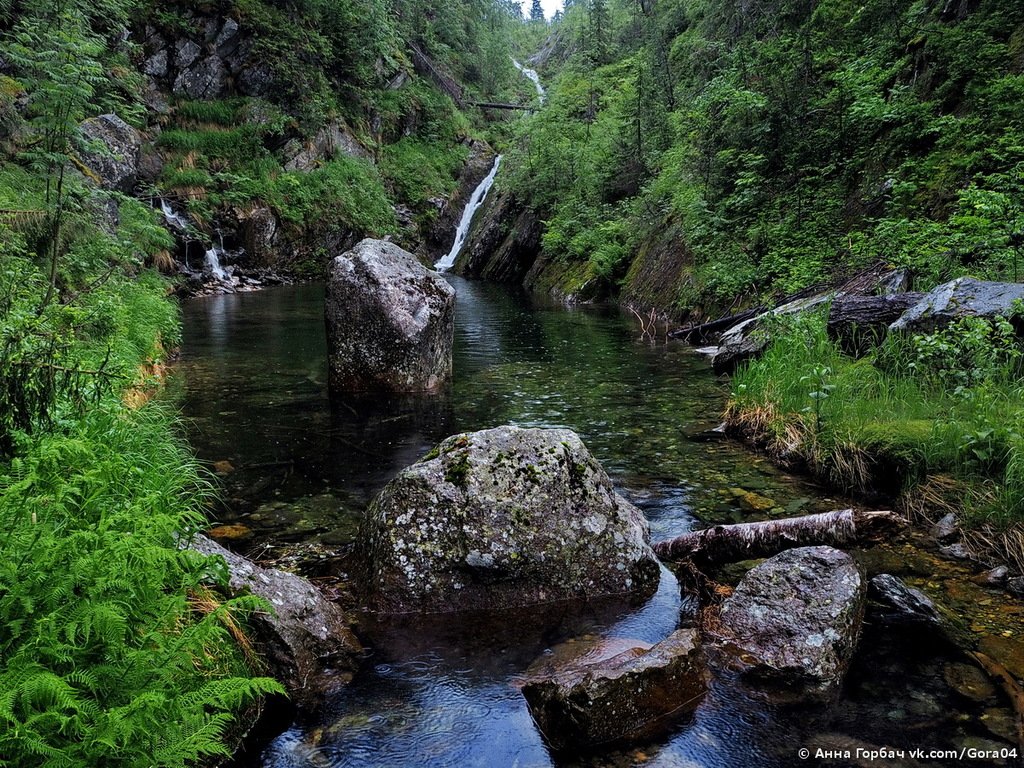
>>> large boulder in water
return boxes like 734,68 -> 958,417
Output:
325,239 -> 455,393
706,546 -> 865,698
358,426 -> 661,613
889,277 -> 1024,334
521,629 -> 707,751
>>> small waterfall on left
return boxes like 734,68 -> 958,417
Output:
434,155 -> 502,272
159,199 -> 230,283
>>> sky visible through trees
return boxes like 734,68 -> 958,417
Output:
520,0 -> 560,19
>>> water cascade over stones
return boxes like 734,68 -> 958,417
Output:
358,425 -> 661,613
512,58 -> 546,104
203,245 -> 228,280
434,155 -> 502,271
326,238 -> 455,393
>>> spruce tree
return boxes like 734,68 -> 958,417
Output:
530,0 -> 544,21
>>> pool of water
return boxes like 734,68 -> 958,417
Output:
177,279 -> 1020,768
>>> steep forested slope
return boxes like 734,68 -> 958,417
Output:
491,0 -> 1024,317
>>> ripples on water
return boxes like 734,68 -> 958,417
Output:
178,281 -> 1012,768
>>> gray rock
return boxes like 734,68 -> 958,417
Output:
143,49 -> 168,78
453,190 -> 542,284
325,238 -> 455,393
174,39 -> 201,69
359,426 -> 661,613
890,277 -> 1024,334
712,293 -> 833,373
189,534 -> 362,708
980,565 -> 1009,586
242,206 -> 278,266
238,62 -> 273,96
173,56 -> 227,99
931,512 -> 959,543
283,121 -> 372,171
215,18 -> 241,58
868,574 -> 945,628
707,546 -> 865,697
77,114 -> 142,192
939,542 -> 973,560
522,629 -> 706,752
1006,576 -> 1024,596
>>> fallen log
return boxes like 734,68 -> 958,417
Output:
669,306 -> 764,343
827,293 -> 924,353
653,509 -> 904,566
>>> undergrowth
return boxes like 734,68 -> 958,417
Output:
728,309 -> 1024,528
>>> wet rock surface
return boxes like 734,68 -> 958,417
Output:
189,534 -> 362,708
707,546 -> 865,697
890,277 -> 1024,334
325,238 -> 455,393
358,426 -> 661,613
521,629 -> 707,752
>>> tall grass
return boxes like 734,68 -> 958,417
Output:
728,310 -> 1024,525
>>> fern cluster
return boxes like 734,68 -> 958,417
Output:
0,407 -> 283,767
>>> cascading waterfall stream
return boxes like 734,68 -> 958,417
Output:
434,155 -> 502,271
160,198 -> 230,281
512,58 -> 545,104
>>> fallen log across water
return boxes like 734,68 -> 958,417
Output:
653,508 -> 904,567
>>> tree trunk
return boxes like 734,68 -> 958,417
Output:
653,509 -> 903,566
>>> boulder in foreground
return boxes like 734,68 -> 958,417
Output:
326,238 -> 455,393
706,546 -> 865,698
358,426 -> 661,613
190,535 -> 362,708
522,629 -> 707,752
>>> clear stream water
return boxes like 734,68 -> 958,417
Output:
177,280 -> 1020,768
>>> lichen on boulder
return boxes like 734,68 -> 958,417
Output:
358,426 -> 661,613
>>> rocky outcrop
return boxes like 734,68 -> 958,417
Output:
707,546 -> 865,698
521,629 -> 707,751
283,120 -> 372,172
325,238 -> 455,393
889,277 -> 1024,334
358,426 -> 661,613
189,534 -> 362,708
453,190 -> 542,283
77,114 -> 143,192
142,15 -> 271,101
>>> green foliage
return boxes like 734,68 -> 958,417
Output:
380,137 -> 469,212
730,310 -> 1024,522
0,407 -> 283,767
509,0 -> 1024,307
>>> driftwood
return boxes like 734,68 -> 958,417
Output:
653,509 -> 904,566
470,101 -> 536,111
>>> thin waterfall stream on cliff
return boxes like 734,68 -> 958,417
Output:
177,280 -> 1024,767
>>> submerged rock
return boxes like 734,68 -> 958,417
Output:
521,629 -> 706,752
890,277 -> 1024,334
190,534 -> 362,708
325,239 -> 455,393
707,546 -> 865,697
358,426 -> 661,613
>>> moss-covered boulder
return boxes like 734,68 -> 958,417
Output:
358,426 -> 661,613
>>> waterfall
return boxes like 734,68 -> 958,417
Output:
512,59 -> 545,105
204,246 -> 228,280
159,198 -> 190,232
434,155 -> 502,272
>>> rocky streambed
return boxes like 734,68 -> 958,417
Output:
176,279 -> 1024,767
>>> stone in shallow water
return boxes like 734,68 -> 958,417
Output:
521,629 -> 707,752
325,238 -> 455,394
707,546 -> 865,699
358,425 -> 661,613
